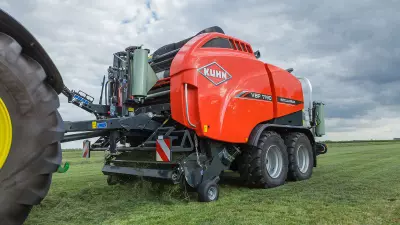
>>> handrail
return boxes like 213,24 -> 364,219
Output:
184,83 -> 196,128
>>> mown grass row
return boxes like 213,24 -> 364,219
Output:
26,142 -> 400,225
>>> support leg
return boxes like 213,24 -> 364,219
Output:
109,131 -> 119,154
181,139 -> 241,202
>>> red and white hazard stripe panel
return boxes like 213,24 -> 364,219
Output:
82,140 -> 90,158
156,137 -> 171,162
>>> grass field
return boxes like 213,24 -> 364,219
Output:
25,142 -> 400,225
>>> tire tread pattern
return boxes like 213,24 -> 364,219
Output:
238,131 -> 287,188
0,33 -> 64,225
284,132 -> 313,181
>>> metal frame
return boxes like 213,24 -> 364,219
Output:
102,165 -> 178,182
63,113 -> 161,132
102,138 -> 241,188
61,112 -> 163,144
141,126 -> 194,152
64,87 -> 109,117
90,126 -> 195,153
61,131 -> 108,143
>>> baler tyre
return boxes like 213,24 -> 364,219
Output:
0,33 -> 64,225
284,132 -> 314,181
106,175 -> 119,185
197,179 -> 219,202
118,175 -> 139,185
239,131 -> 288,188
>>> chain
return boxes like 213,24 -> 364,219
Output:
193,134 -> 202,167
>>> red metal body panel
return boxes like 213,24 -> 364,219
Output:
169,33 -> 304,143
264,63 -> 304,118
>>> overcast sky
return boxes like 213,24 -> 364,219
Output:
1,0 -> 399,148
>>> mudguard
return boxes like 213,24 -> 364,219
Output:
0,9 -> 64,94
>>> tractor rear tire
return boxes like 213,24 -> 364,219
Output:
284,132 -> 314,181
238,131 -> 288,188
0,33 -> 64,225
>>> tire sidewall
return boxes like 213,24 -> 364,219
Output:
197,180 -> 219,202
291,135 -> 314,179
0,33 -> 63,224
0,62 -> 45,183
260,134 -> 289,187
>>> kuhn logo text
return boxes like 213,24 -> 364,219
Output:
201,68 -> 228,79
197,62 -> 232,86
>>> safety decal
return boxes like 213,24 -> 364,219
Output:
97,122 -> 107,129
156,137 -> 171,162
197,62 -> 232,86
82,140 -> 90,158
236,91 -> 303,105
236,91 -> 272,101
277,97 -> 303,105
73,94 -> 90,105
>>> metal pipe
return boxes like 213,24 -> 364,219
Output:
105,80 -> 109,105
146,90 -> 170,99
92,146 -> 192,152
99,75 -> 106,104
184,83 -> 196,128
91,146 -> 141,151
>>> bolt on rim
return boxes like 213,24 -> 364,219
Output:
265,145 -> 283,178
296,145 -> 310,173
0,97 -> 12,169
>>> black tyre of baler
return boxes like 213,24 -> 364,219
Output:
238,131 -> 289,188
284,132 -> 314,181
0,33 -> 64,225
106,175 -> 119,185
197,179 -> 219,202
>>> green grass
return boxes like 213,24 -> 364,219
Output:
25,142 -> 400,225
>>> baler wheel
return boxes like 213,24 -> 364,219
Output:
284,132 -> 314,181
0,33 -> 64,225
107,175 -> 119,185
238,131 -> 289,188
197,179 -> 219,202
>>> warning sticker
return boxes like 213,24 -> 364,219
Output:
97,122 -> 107,129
